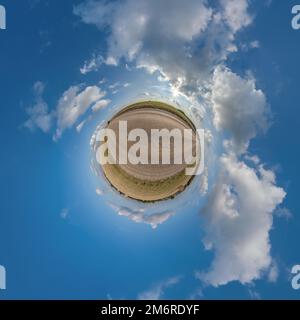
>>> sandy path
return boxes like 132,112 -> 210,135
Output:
107,107 -> 196,181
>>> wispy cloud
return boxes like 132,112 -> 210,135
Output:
248,288 -> 261,300
110,204 -> 175,229
268,261 -> 279,283
80,54 -> 104,74
60,208 -> 69,219
275,207 -> 293,220
138,276 -> 182,300
23,82 -> 53,133
54,85 -> 105,140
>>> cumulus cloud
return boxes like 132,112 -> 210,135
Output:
208,66 -> 269,153
24,82 -> 53,133
74,0 -> 252,94
197,154 -> 285,286
138,276 -> 181,300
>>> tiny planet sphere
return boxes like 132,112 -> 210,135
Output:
101,101 -> 198,202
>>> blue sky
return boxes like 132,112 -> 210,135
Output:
0,0 -> 300,300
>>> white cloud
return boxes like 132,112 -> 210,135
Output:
197,154 -> 286,286
75,99 -> 110,132
143,211 -> 175,229
95,188 -> 104,195
220,0 -> 252,33
268,261 -> 279,283
108,82 -> 120,90
138,276 -> 181,300
275,207 -> 292,220
74,0 -> 116,29
74,0 -> 252,94
241,40 -> 260,52
60,208 -> 69,219
209,66 -> 268,154
188,288 -> 204,300
248,288 -> 261,300
92,99 -> 111,112
24,82 -> 53,133
54,85 -> 105,140
76,119 -> 87,133
250,40 -> 260,49
199,167 -> 209,195
25,82 -> 108,139
115,206 -> 175,229
80,54 -> 104,74
75,0 -> 287,289
105,56 -> 118,66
